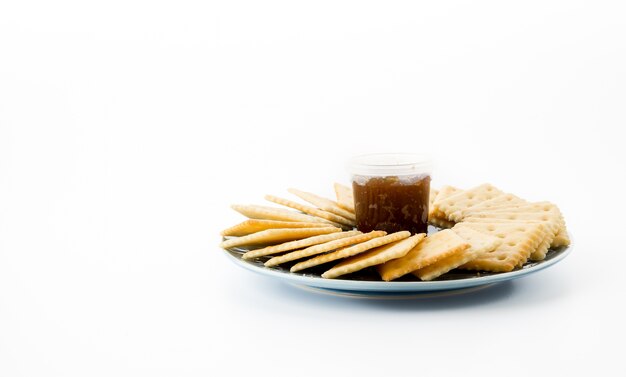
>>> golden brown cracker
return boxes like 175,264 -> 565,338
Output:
479,202 -> 570,247
334,183 -> 355,212
378,229 -> 470,281
429,188 -> 439,210
436,184 -> 505,222
220,219 -> 334,237
455,193 -> 527,220
231,204 -> 335,225
463,212 -> 561,260
290,231 -> 411,272
264,230 -> 385,267
322,233 -> 426,279
265,194 -> 355,227
413,227 -> 502,281
241,230 -> 360,260
455,222 -> 547,272
220,227 -> 340,249
288,188 -> 356,221
429,185 -> 461,220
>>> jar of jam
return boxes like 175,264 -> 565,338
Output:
348,153 -> 433,234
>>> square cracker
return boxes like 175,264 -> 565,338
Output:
220,227 -> 340,249
429,188 -> 439,210
241,230 -> 360,260
322,233 -> 426,279
455,222 -> 547,272
290,231 -> 411,272
288,188 -> 356,221
454,193 -> 527,220
377,229 -> 470,281
413,226 -> 502,281
221,219 -> 335,237
462,217 -> 556,261
231,204 -> 338,225
435,184 -> 505,222
334,183 -> 355,212
265,194 -> 355,228
464,210 -> 562,260
429,185 -> 461,219
264,230 -> 386,267
475,202 -> 570,247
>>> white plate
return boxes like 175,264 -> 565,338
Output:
222,234 -> 572,298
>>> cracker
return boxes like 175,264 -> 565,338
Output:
483,202 -> 569,247
220,227 -> 340,249
429,188 -> 439,210
231,204 -> 337,225
334,183 -> 355,212
435,184 -> 505,222
265,195 -> 355,227
413,227 -> 501,281
429,217 -> 456,229
429,185 -> 461,219
552,229 -> 571,248
288,188 -> 356,221
464,211 -> 561,260
429,186 -> 461,228
290,231 -> 411,272
221,219 -> 335,237
462,218 -> 556,261
322,233 -> 426,279
454,222 -> 547,272
264,230 -> 385,267
377,229 -> 470,281
454,193 -> 527,220
241,230 -> 360,260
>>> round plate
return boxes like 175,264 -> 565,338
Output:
222,234 -> 572,297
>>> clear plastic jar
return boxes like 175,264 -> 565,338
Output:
347,153 -> 433,234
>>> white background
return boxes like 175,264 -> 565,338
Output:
1,1 -> 625,376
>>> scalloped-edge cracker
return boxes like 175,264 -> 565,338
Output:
221,219 -> 335,237
377,229 -> 470,281
264,230 -> 385,267
220,227 -> 340,249
334,183 -> 355,212
455,222 -> 547,272
265,195 -> 355,227
290,231 -> 410,272
241,230 -> 360,260
435,184 -> 504,222
322,233 -> 426,279
288,188 -> 356,221
412,227 -> 501,281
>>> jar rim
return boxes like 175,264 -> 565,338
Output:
347,153 -> 433,176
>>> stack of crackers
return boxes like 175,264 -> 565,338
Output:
220,183 -> 569,281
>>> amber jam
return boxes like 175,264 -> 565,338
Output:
353,174 -> 431,234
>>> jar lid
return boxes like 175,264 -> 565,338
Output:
347,153 -> 433,176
